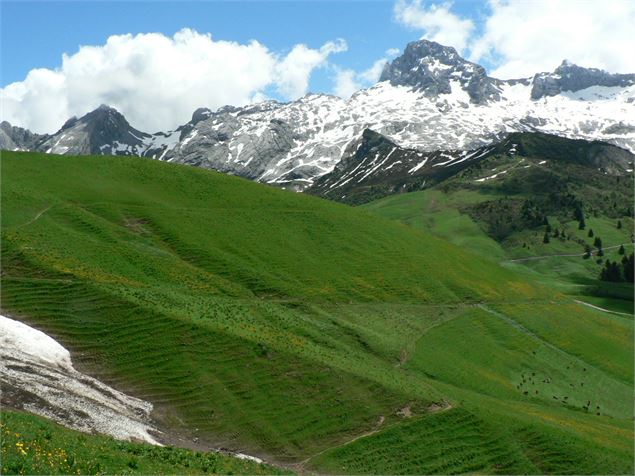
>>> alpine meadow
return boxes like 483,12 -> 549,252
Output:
1,2 -> 634,475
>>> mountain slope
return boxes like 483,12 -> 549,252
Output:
0,121 -> 47,151
310,131 -> 634,204
37,105 -> 151,156
3,39 -> 634,189
359,133 -> 635,308
1,411 -> 285,475
1,151 -> 632,474
307,128 -> 500,204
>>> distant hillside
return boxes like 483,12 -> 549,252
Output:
358,133 -> 634,310
308,131 -> 634,205
1,151 -> 632,474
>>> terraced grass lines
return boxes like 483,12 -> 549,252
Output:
1,151 -> 632,474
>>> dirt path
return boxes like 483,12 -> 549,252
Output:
15,204 -> 54,229
573,300 -> 633,317
505,244 -> 631,263
295,416 -> 386,469
296,401 -> 453,471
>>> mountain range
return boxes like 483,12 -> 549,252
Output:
307,130 -> 635,204
2,39 -> 634,190
4,24 -> 635,476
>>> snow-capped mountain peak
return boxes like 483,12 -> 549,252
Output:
379,39 -> 505,104
6,39 -> 635,190
37,104 -> 151,156
530,60 -> 635,99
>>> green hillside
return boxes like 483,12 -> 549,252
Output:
361,133 -> 635,311
1,151 -> 632,474
1,411 -> 286,475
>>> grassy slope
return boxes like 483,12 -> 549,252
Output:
1,151 -> 632,474
362,185 -> 634,308
1,411 -> 287,475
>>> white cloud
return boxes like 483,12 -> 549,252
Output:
394,0 -> 475,52
333,69 -> 360,98
333,48 -> 400,98
0,29 -> 346,133
470,0 -> 635,78
276,39 -> 347,99
334,60 -> 389,98
393,0 -> 635,79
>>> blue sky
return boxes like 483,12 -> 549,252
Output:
2,1 -> 633,133
1,1 -> 483,89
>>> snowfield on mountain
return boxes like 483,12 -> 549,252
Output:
3,40 -> 634,189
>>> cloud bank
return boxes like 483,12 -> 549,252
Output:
394,0 -> 635,79
471,0 -> 635,78
1,29 -> 347,133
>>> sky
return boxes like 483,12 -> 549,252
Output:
2,0 -> 634,134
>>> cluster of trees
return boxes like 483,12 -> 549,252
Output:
542,223 -> 569,244
600,253 -> 634,283
543,211 -> 629,254
574,206 -> 586,230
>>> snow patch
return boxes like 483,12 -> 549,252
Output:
0,315 -> 161,445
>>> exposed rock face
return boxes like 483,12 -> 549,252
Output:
379,40 -> 509,103
0,121 -> 46,151
157,104 -> 297,180
531,60 -> 635,99
307,128 -> 501,203
144,96 -> 351,187
36,105 -> 151,156
5,40 -> 635,190
307,130 -> 635,204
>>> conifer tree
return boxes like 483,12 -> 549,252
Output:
600,260 -> 623,282
623,254 -> 634,283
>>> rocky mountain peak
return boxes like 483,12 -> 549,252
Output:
191,107 -> 213,125
378,39 -> 502,103
0,121 -> 47,151
36,104 -> 150,156
531,61 -> 635,99
82,104 -> 127,124
60,116 -> 79,131
3,37 -> 634,190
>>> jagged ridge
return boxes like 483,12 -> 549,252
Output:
3,40 -> 635,189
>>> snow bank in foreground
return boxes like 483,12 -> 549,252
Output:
0,314 -> 161,445
0,315 -> 72,369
